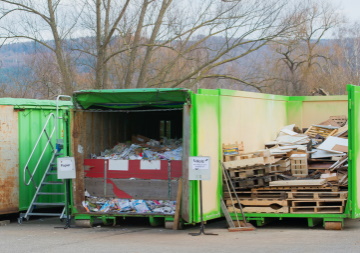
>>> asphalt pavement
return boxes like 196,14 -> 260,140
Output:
0,215 -> 359,253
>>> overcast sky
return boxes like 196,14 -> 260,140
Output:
332,0 -> 360,22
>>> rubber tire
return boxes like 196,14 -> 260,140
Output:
324,221 -> 343,230
75,219 -> 93,228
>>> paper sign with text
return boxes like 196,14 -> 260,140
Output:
189,156 -> 211,180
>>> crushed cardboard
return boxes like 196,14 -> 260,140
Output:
94,136 -> 183,160
83,197 -> 176,214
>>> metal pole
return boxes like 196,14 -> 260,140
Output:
189,180 -> 218,236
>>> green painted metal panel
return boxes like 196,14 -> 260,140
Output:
0,98 -> 72,107
17,106 -> 71,211
191,92 -> 222,222
347,85 -> 360,218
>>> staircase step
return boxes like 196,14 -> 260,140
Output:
46,172 -> 58,175
27,213 -> 63,216
33,202 -> 65,206
37,192 -> 64,195
42,181 -> 63,185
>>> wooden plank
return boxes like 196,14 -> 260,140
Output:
265,164 -> 284,173
251,191 -> 287,199
72,110 -> 87,212
305,125 -> 337,138
287,191 -> 348,200
333,125 -> 348,137
329,115 -> 347,127
254,185 -> 338,192
229,167 -> 266,178
223,157 -> 266,169
332,144 -> 348,153
228,206 -> 289,214
181,104 -> 191,223
173,178 -> 182,230
290,206 -> 343,213
291,200 -> 345,207
269,179 -> 326,187
226,198 -> 288,207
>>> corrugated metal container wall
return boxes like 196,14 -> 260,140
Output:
0,98 -> 72,214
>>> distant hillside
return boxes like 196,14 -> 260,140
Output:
0,38 -> 336,86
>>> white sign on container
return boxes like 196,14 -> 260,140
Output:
108,160 -> 129,171
189,156 -> 211,180
57,157 -> 76,179
140,160 -> 161,170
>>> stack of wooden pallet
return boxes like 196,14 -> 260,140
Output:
224,179 -> 347,214
287,191 -> 347,214
222,153 -> 290,214
223,115 -> 349,215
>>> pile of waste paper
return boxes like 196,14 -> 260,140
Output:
94,135 -> 182,160
82,197 -> 176,214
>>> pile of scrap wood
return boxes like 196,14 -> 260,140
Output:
223,115 -> 348,215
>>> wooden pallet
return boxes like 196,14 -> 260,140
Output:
290,206 -> 343,213
329,115 -> 347,127
287,191 -> 348,200
250,191 -> 287,199
291,200 -> 346,207
224,157 -> 265,169
233,175 -> 278,189
223,142 -> 244,161
224,191 -> 287,199
290,154 -> 308,177
228,166 -> 266,179
233,177 -> 265,189
275,158 -> 290,170
266,164 -> 289,173
228,206 -> 289,214
253,185 -> 339,192
226,198 -> 288,207
305,125 -> 337,138
224,191 -> 252,198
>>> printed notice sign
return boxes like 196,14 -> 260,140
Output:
189,156 -> 211,180
57,157 -> 76,179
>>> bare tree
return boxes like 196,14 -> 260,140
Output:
0,0 -> 340,96
0,0 -> 82,95
264,0 -> 341,95
334,22 -> 360,86
75,0 -> 303,91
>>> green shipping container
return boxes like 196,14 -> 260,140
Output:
69,85 -> 357,229
0,98 -> 72,215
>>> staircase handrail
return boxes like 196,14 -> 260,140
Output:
23,113 -> 56,186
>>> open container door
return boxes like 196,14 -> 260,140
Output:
191,90 -> 222,222
347,84 -> 360,218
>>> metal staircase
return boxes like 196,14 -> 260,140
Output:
18,95 -> 72,224
19,150 -> 66,223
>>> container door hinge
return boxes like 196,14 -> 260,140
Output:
349,98 -> 352,110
